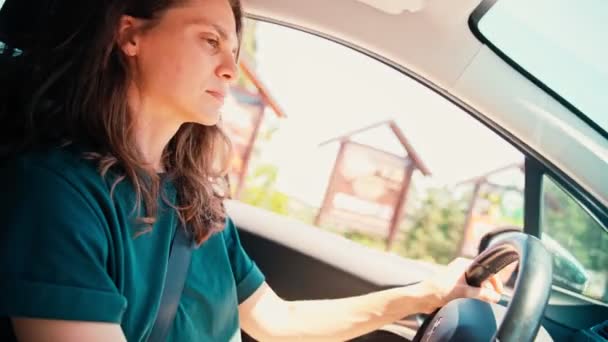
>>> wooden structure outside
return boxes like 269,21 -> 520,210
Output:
223,59 -> 286,199
314,120 -> 431,250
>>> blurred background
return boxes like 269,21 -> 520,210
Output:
219,20 -> 607,302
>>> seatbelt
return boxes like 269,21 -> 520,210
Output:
148,225 -> 194,342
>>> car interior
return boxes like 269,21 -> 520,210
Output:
1,0 -> 607,341
233,0 -> 608,341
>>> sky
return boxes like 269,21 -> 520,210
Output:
251,20 -> 523,205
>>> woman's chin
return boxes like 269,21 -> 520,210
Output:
187,111 -> 221,126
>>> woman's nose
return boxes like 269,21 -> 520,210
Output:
217,53 -> 238,81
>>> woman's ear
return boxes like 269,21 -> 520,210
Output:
117,15 -> 144,57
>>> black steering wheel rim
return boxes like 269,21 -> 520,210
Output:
413,232 -> 553,342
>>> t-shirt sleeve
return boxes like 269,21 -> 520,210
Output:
222,217 -> 265,304
0,160 -> 127,323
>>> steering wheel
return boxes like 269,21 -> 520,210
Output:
412,232 -> 553,342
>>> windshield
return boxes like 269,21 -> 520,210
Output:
473,0 -> 608,137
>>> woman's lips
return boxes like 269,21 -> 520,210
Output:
206,90 -> 226,103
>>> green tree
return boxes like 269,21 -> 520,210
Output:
399,188 -> 467,265
241,163 -> 289,215
543,179 -> 608,273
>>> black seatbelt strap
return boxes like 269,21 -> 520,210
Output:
148,226 -> 194,342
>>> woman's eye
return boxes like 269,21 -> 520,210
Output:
205,38 -> 219,49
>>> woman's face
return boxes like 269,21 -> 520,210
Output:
123,0 -> 239,126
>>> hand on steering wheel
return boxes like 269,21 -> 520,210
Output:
412,232 -> 553,342
417,258 -> 504,314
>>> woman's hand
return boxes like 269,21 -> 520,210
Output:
417,258 -> 504,314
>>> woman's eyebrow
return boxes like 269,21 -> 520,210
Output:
189,18 -> 238,53
212,23 -> 232,42
189,19 -> 233,42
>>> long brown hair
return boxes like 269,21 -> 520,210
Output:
0,0 -> 243,244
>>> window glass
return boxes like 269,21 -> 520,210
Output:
542,177 -> 608,302
476,0 -> 608,134
224,19 -> 524,273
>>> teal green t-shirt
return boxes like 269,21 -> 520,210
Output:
0,146 -> 265,341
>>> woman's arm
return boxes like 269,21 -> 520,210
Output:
12,318 -> 127,342
239,259 -> 503,342
239,282 -> 431,342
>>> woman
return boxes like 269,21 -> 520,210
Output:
0,0 -> 503,341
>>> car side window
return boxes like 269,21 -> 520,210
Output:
541,176 -> 608,302
224,19 -> 525,270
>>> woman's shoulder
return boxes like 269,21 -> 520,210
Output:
0,143 -> 107,194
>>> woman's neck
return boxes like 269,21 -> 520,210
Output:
129,91 -> 181,172
134,116 -> 179,172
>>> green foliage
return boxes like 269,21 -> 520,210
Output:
399,188 -> 467,265
543,179 -> 608,274
241,163 -> 289,216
